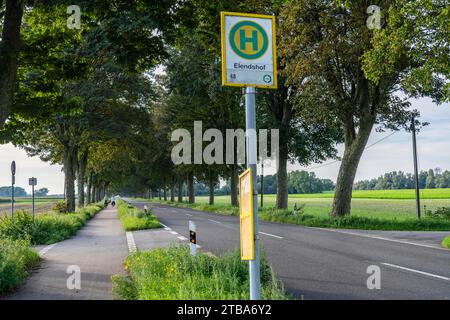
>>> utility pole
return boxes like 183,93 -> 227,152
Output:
260,161 -> 264,208
245,86 -> 260,300
411,116 -> 421,219
29,177 -> 37,220
11,161 -> 16,223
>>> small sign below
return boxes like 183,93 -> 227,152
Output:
11,161 -> 16,176
29,177 -> 37,186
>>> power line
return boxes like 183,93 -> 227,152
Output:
306,131 -> 397,170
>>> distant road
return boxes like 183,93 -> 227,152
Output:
129,200 -> 450,300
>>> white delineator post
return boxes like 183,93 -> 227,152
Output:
189,220 -> 197,256
245,86 -> 260,300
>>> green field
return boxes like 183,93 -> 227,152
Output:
188,194 -> 449,221
274,188 -> 450,199
0,197 -> 62,204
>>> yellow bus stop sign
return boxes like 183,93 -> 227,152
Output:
239,168 -> 254,260
221,12 -> 277,89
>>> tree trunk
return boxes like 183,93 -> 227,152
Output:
230,164 -> 238,207
178,182 -> 183,202
63,147 -> 77,212
332,121 -> 374,216
187,172 -> 195,203
86,171 -> 92,205
0,0 -> 24,128
208,176 -> 215,205
92,185 -> 96,203
158,189 -> 161,200
163,186 -> 167,201
170,184 -> 175,202
96,185 -> 100,203
276,130 -> 289,209
77,150 -> 88,208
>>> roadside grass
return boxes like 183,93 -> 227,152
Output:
0,203 -> 104,245
117,199 -> 161,231
146,196 -> 450,231
112,245 -> 287,300
442,236 -> 450,249
0,238 -> 40,293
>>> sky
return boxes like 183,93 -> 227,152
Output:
0,97 -> 448,195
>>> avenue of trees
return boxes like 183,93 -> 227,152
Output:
1,1 -> 448,216
193,171 -> 335,196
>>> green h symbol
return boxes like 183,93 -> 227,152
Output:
239,29 -> 258,51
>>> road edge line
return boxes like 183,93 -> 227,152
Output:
381,262 -> 450,281
314,227 -> 449,251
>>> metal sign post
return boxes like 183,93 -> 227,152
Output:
11,161 -> 16,222
29,177 -> 37,220
221,11 -> 277,301
245,87 -> 260,300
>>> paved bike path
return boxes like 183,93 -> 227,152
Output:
4,206 -> 128,300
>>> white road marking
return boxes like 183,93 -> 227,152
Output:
208,219 -> 221,224
381,263 -> 450,281
38,243 -> 58,256
170,231 -> 179,235
159,222 -> 172,231
314,228 -> 448,251
186,213 -> 193,217
177,236 -> 188,241
259,231 -> 283,239
126,232 -> 137,252
172,209 -> 178,213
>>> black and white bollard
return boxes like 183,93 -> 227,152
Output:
189,220 -> 196,256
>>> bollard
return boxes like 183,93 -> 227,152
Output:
189,220 -> 196,256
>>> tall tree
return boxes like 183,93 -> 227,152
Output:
0,0 -> 24,127
280,0 -> 445,216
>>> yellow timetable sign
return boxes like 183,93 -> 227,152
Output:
239,168 -> 254,260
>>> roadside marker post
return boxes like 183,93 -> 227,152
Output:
29,177 -> 37,220
189,220 -> 197,256
11,161 -> 16,222
221,11 -> 278,300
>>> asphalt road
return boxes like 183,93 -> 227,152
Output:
129,200 -> 450,300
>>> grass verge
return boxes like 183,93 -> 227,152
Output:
117,199 -> 161,231
0,203 -> 104,245
112,245 -> 287,300
147,199 -> 450,231
442,236 -> 450,249
0,238 -> 40,294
